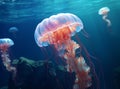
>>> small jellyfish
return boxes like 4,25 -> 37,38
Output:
98,7 -> 111,26
0,38 -> 16,75
9,27 -> 18,37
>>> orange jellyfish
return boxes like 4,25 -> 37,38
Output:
98,7 -> 111,27
34,13 -> 92,89
0,38 -> 16,74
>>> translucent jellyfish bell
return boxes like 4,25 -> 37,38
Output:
98,7 -> 110,15
34,13 -> 84,47
0,38 -> 14,51
0,38 -> 14,46
9,27 -> 18,33
8,27 -> 18,38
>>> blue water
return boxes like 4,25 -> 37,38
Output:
0,0 -> 120,89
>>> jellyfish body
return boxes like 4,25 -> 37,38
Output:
34,13 -> 91,89
98,7 -> 111,26
0,38 -> 16,73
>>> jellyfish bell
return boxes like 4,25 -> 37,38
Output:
98,7 -> 110,15
0,38 -> 14,52
8,26 -> 18,38
34,13 -> 84,48
9,27 -> 18,33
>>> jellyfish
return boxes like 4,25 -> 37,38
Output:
0,38 -> 16,74
98,7 -> 111,26
8,27 -> 18,38
34,13 -> 92,89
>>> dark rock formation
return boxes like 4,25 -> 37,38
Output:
8,57 -> 75,89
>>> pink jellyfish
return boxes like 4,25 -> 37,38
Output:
98,7 -> 111,26
34,13 -> 92,89
0,38 -> 16,74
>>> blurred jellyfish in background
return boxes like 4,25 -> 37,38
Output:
9,26 -> 18,34
98,7 -> 111,27
0,38 -> 16,77
8,26 -> 18,38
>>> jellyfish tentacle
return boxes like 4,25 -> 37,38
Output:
81,29 -> 89,38
1,51 -> 16,73
102,15 -> 111,26
61,40 -> 91,89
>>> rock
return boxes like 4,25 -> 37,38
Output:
8,57 -> 75,89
